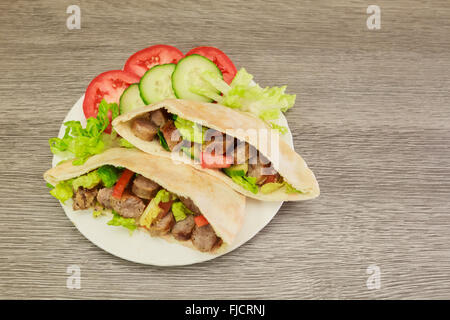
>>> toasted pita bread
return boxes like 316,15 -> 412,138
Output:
44,147 -> 246,252
112,99 -> 320,201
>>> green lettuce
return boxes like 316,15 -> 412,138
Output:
191,68 -> 296,127
157,129 -> 170,151
72,170 -> 101,191
139,189 -> 176,227
260,182 -> 284,194
49,180 -> 73,203
171,201 -> 194,222
107,210 -> 137,234
174,117 -> 207,144
97,165 -> 121,188
230,175 -> 259,194
49,99 -> 119,165
285,182 -> 303,194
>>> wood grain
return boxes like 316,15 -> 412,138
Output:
1,0 -> 450,299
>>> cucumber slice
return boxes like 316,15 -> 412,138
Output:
139,63 -> 176,104
119,84 -> 145,114
172,54 -> 223,102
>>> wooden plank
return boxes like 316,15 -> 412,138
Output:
1,0 -> 449,299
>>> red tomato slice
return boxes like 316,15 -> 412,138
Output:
112,169 -> 134,199
263,174 -> 278,184
201,152 -> 233,169
158,200 -> 173,214
83,70 -> 139,133
185,46 -> 237,84
123,44 -> 184,78
194,215 -> 209,227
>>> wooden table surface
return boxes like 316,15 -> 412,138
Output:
1,0 -> 450,299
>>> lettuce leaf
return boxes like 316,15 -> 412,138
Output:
174,117 -> 207,144
72,170 -> 101,191
49,99 -> 119,165
230,175 -> 259,194
285,182 -> 303,194
139,189 -> 176,228
260,182 -> 284,194
171,201 -> 194,222
97,165 -> 121,188
157,129 -> 170,151
192,68 -> 296,125
49,180 -> 73,203
107,210 -> 137,234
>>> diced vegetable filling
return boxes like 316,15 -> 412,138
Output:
48,166 -> 221,252
129,110 -> 302,194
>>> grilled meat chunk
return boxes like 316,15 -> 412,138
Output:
73,188 -> 98,210
233,142 -> 251,164
179,196 -> 201,215
150,109 -> 168,127
171,215 -> 195,241
160,120 -> 182,151
203,132 -> 233,156
132,175 -> 160,199
97,188 -> 145,218
97,187 -> 113,209
191,224 -> 219,252
131,118 -> 158,141
149,211 -> 175,236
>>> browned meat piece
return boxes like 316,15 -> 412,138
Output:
171,215 -> 195,241
203,132 -> 233,156
111,191 -> 146,218
160,120 -> 182,151
73,188 -> 98,210
247,163 -> 268,185
97,187 -> 113,209
132,175 -> 160,199
131,118 -> 158,141
149,211 -> 175,236
233,142 -> 251,164
97,188 -> 145,218
191,224 -> 219,252
150,109 -> 168,127
179,196 -> 201,215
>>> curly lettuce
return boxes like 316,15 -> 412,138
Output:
49,99 -> 119,165
171,201 -> 194,222
191,68 -> 296,130
174,117 -> 207,144
49,180 -> 73,203
107,210 -> 137,234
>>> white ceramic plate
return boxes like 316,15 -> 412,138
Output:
52,95 -> 293,266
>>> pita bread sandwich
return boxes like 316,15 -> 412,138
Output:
44,147 -> 246,253
112,99 -> 320,201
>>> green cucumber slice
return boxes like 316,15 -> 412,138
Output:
171,54 -> 223,102
119,83 -> 145,114
139,63 -> 176,104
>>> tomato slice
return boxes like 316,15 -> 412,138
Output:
158,200 -> 173,215
201,152 -> 233,169
194,215 -> 209,227
185,46 -> 237,84
83,70 -> 140,133
112,169 -> 134,199
123,44 -> 184,78
263,174 -> 278,184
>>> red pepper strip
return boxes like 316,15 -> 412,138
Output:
201,152 -> 233,169
194,215 -> 209,227
112,169 -> 134,199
